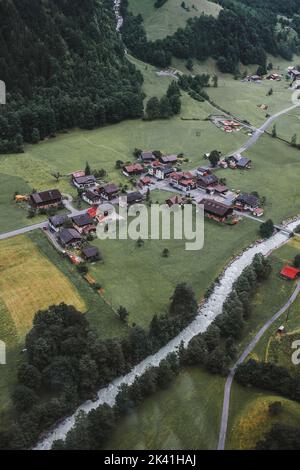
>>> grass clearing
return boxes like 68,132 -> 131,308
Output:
128,0 -> 221,41
105,367 -> 225,450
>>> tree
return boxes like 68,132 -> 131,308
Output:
294,254 -> 300,268
85,161 -> 91,175
17,364 -> 41,391
117,306 -> 129,323
162,248 -> 170,258
31,128 -> 40,144
12,385 -> 38,412
145,97 -> 161,120
259,219 -> 274,238
159,96 -> 172,118
291,134 -> 297,147
136,237 -> 144,247
186,58 -> 194,71
271,124 -> 277,138
115,160 -> 124,169
51,171 -> 62,182
208,150 -> 220,167
169,283 -> 198,320
268,401 -> 282,416
212,74 -> 218,88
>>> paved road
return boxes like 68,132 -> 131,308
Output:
235,102 -> 300,154
217,280 -> 300,450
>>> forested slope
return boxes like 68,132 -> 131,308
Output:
0,0 -> 144,152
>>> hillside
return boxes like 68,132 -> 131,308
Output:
127,0 -> 222,40
0,0 -> 144,152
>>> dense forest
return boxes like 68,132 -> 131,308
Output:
0,0 -> 144,153
121,0 -> 300,72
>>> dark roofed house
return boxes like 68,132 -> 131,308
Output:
72,174 -> 96,189
160,155 -> 178,164
48,214 -> 67,232
141,151 -> 155,163
59,228 -> 82,247
82,190 -> 102,206
199,198 -> 233,223
235,193 -> 260,211
82,245 -> 101,262
227,155 -> 251,169
30,189 -> 62,209
72,213 -> 95,234
100,183 -> 119,201
123,163 -> 144,176
197,174 -> 219,189
126,191 -> 144,205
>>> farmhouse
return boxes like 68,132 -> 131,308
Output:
82,245 -> 100,262
280,266 -> 300,280
99,183 -> 119,201
139,176 -> 152,187
197,174 -> 219,189
123,163 -> 144,177
227,155 -> 252,169
166,195 -> 185,207
73,174 -> 96,189
235,193 -> 260,211
72,213 -> 95,234
82,190 -> 102,206
160,154 -> 178,165
30,189 -> 62,209
141,151 -> 155,163
126,191 -> 144,205
48,214 -> 67,232
199,198 -> 233,223
196,167 -> 211,177
151,166 -> 173,180
59,228 -> 82,248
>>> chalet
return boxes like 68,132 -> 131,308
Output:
235,193 -> 260,212
48,214 -> 67,232
30,189 -> 62,209
280,266 -> 300,280
82,245 -> 101,262
165,195 -> 185,207
139,176 -> 152,187
99,183 -> 119,201
82,190 -> 102,206
197,174 -> 218,189
196,167 -> 211,177
71,213 -> 95,234
212,184 -> 228,195
160,154 -> 178,165
288,68 -> 300,80
73,174 -> 96,189
177,178 -> 196,192
123,163 -> 144,177
199,198 -> 233,223
141,151 -> 155,163
247,75 -> 261,82
59,228 -> 82,248
126,191 -> 144,205
266,73 -> 281,81
152,166 -> 173,180
227,155 -> 251,169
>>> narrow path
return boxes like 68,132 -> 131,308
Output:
217,280 -> 300,450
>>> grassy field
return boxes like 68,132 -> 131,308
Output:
89,217 -> 258,329
227,384 -> 300,450
105,367 -> 225,450
128,0 -> 221,41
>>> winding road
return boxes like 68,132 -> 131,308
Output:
217,280 -> 300,450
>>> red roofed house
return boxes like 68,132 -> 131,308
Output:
123,163 -> 144,177
139,176 -> 152,187
280,266 -> 300,280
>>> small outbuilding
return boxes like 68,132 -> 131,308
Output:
280,266 -> 300,280
82,245 -> 101,262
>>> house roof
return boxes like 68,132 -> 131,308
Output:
73,175 -> 96,185
236,157 -> 251,167
48,214 -> 67,227
31,189 -> 62,204
124,163 -> 144,173
197,175 -> 218,186
59,228 -> 82,244
103,183 -> 119,194
213,184 -> 228,193
72,213 -> 94,227
166,195 -> 184,205
84,190 -> 101,201
126,191 -> 143,203
141,151 -> 155,161
280,266 -> 300,280
160,155 -> 178,164
140,176 -> 151,184
199,198 -> 233,217
87,207 -> 98,218
82,245 -> 99,259
236,193 -> 259,207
